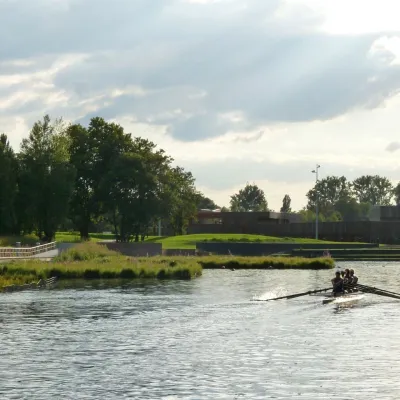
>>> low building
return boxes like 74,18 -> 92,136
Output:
188,210 -> 302,234
369,205 -> 400,221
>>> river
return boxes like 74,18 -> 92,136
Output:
1,261 -> 400,399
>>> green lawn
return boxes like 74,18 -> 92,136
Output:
0,232 -> 116,246
1,232 -> 366,249
145,234 -> 359,249
55,232 -> 116,243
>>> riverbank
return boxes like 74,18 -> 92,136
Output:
0,243 -> 202,289
198,256 -> 334,270
0,243 -> 334,291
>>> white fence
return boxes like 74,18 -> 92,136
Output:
0,242 -> 57,258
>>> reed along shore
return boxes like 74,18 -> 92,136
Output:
0,243 -> 334,290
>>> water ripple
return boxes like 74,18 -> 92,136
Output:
1,262 -> 400,399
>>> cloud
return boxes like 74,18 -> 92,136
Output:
2,0 -> 400,210
46,16 -> 400,141
277,0 -> 400,35
386,141 -> 400,152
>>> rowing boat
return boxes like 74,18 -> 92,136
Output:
321,292 -> 364,305
309,290 -> 364,304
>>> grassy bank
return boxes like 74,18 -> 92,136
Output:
1,232 -> 363,249
0,243 -> 202,289
54,232 -> 358,247
0,232 -> 117,246
197,256 -> 335,270
0,242 -> 335,290
146,234 -> 361,249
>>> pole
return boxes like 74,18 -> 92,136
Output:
312,164 -> 320,240
315,165 -> 319,240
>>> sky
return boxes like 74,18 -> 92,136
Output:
1,0 -> 400,211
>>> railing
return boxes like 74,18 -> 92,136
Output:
0,242 -> 57,258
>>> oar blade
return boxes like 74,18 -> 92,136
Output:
355,284 -> 400,300
253,287 -> 332,302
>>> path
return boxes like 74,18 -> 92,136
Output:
31,243 -> 76,258
0,243 -> 77,262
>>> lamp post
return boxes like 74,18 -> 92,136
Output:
311,164 -> 320,240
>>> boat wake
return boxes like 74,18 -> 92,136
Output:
252,287 -> 287,301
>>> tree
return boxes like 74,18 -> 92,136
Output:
325,210 -> 342,222
280,194 -> 292,213
166,166 -> 199,236
230,183 -> 268,212
68,117 -> 133,240
335,198 -> 371,221
352,175 -> 393,205
306,176 -> 351,215
196,193 -> 219,210
101,137 -> 173,242
0,134 -> 18,234
102,153 -> 155,242
17,115 -> 75,241
298,209 -> 326,222
394,182 -> 400,205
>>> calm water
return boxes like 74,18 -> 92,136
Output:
2,262 -> 400,399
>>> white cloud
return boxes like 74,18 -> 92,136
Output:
277,0 -> 400,35
369,36 -> 400,65
112,92 -> 400,209
2,0 -> 400,212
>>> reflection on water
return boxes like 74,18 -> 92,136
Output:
1,262 -> 400,399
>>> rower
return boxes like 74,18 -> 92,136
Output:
344,268 -> 350,280
344,269 -> 358,293
349,269 -> 358,286
343,269 -> 351,287
331,271 -> 344,296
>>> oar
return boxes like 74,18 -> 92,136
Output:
356,284 -> 400,297
355,284 -> 400,300
355,284 -> 400,296
252,287 -> 332,302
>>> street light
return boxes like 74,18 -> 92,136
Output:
311,164 -> 320,240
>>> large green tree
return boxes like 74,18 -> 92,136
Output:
394,182 -> 400,205
306,176 -> 351,215
334,198 -> 371,221
196,193 -> 219,210
280,194 -> 292,213
101,138 -> 172,241
352,175 -> 393,205
230,183 -> 268,212
68,117 -> 133,239
166,166 -> 199,236
0,134 -> 18,234
17,115 -> 75,241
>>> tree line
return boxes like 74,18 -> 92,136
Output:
227,176 -> 400,222
2,116 -> 399,242
302,175 -> 400,222
0,115 -> 216,241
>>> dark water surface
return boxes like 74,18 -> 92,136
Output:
1,262 -> 400,399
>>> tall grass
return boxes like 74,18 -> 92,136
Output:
0,242 -> 334,290
54,241 -> 116,261
196,256 -> 335,270
0,243 -> 202,288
